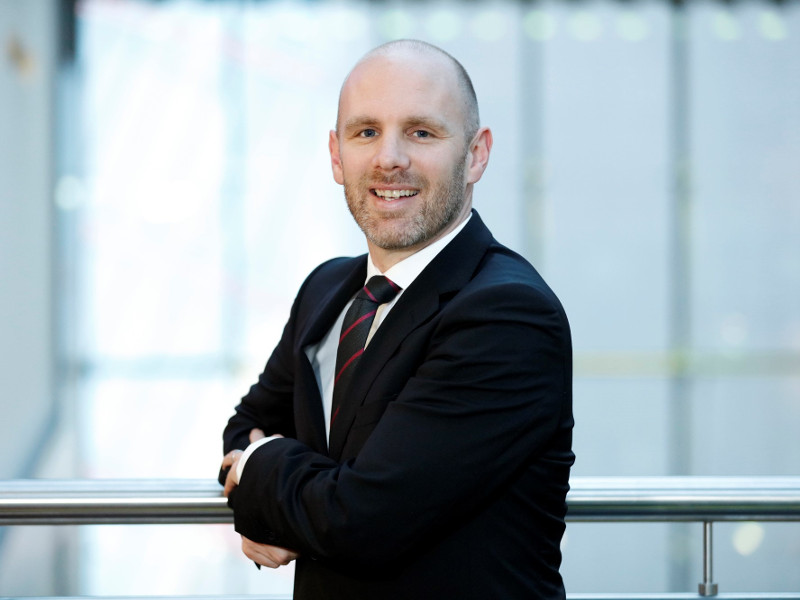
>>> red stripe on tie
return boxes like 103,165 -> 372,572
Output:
386,278 -> 399,291
334,348 -> 364,385
339,310 -> 376,343
331,405 -> 340,425
364,286 -> 378,302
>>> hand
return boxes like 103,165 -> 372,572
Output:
242,535 -> 299,569
221,428 -> 281,497
221,448 -> 244,498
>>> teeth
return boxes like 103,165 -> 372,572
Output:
374,189 -> 417,200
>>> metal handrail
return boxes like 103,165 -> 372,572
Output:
1,476 -> 799,526
2,476 -> 799,598
0,478 -> 227,525
566,476 -> 800,521
3,596 -> 800,600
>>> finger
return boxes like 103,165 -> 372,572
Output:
249,428 -> 266,442
246,549 -> 279,569
221,449 -> 242,469
274,548 -> 300,565
242,537 -> 280,569
241,537 -> 299,568
269,548 -> 291,566
223,465 -> 239,498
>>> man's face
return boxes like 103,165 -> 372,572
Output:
330,53 -> 475,255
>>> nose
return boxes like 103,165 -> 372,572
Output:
372,132 -> 410,172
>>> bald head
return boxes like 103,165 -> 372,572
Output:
336,40 -> 480,143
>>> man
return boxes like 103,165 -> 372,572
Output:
219,39 -> 574,600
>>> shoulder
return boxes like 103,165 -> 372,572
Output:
429,242 -> 572,358
283,254 -> 368,327
307,255 -> 365,280
298,255 -> 366,294
466,242 -> 566,317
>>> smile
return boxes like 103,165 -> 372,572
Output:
372,189 -> 419,201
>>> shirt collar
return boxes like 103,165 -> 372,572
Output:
366,213 -> 472,289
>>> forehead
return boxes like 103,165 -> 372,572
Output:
338,52 -> 465,128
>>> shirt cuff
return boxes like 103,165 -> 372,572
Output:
235,436 -> 281,483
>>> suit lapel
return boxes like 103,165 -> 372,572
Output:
297,259 -> 367,349
328,212 -> 495,460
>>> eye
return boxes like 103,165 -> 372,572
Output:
412,130 -> 431,139
359,129 -> 378,138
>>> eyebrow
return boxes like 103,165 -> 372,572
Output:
342,116 -> 379,133
405,116 -> 451,132
342,115 -> 452,134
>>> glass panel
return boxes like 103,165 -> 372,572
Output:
48,0 -> 800,594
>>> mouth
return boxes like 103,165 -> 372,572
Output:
371,188 -> 419,202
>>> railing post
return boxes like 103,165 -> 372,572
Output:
698,520 -> 718,596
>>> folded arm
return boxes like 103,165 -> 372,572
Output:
230,282 -> 572,567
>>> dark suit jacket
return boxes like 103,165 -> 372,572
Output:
222,211 -> 574,600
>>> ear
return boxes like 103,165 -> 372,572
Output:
466,127 -> 493,185
329,130 -> 344,185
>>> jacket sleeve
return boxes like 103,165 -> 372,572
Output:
229,280 -> 572,565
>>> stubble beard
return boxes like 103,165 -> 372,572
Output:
344,157 -> 468,251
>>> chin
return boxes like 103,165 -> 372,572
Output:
366,224 -> 425,251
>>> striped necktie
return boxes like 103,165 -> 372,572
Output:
331,275 -> 401,426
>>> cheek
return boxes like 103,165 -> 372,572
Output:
339,152 -> 371,180
428,156 -> 463,186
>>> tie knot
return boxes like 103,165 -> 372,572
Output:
360,276 -> 401,305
